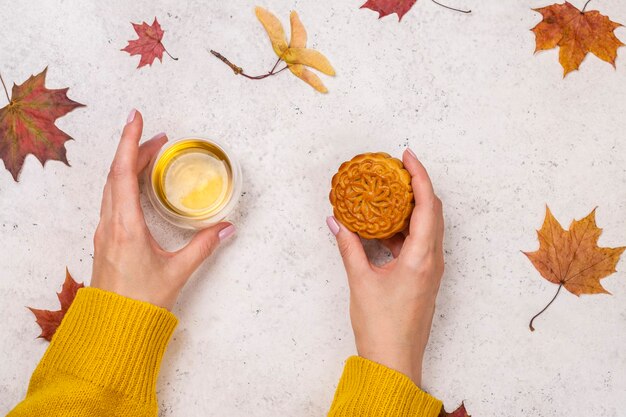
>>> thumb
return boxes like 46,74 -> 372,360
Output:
174,222 -> 236,276
326,216 -> 370,277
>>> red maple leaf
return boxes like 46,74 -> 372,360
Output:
361,0 -> 417,20
361,0 -> 470,20
440,402 -> 471,417
121,17 -> 178,68
28,268 -> 84,342
0,68 -> 84,181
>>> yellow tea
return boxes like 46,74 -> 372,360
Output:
151,139 -> 234,219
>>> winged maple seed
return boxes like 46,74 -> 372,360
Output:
524,207 -> 625,331
28,268 -> 84,342
531,1 -> 624,76
439,402 -> 471,417
121,17 -> 178,68
361,0 -> 470,21
0,68 -> 85,181
210,7 -> 335,93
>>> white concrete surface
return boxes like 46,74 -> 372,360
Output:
1,0 -> 626,415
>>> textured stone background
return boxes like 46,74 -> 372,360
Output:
1,0 -> 626,416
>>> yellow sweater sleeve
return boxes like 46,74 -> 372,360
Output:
8,287 -> 178,417
328,356 -> 443,417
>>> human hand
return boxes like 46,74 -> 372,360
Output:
327,149 -> 444,387
91,109 -> 236,310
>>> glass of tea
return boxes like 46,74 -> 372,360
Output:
145,137 -> 242,229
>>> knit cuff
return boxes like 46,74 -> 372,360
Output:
329,356 -> 443,417
36,287 -> 178,403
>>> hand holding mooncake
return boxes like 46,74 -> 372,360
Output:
329,152 -> 414,239
326,149 -> 444,386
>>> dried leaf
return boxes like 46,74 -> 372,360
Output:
361,0 -> 417,21
525,207 -> 625,330
28,268 -> 84,341
283,48 -> 335,75
440,403 -> 471,417
121,17 -> 177,68
0,68 -> 84,181
532,2 -> 624,76
289,65 -> 328,93
285,11 -> 328,93
289,11 -> 307,49
255,7 -> 334,93
255,7 -> 289,56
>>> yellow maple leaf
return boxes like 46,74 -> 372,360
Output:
255,7 -> 335,93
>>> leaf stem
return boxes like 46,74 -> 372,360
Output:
0,72 -> 10,104
269,57 -> 282,74
529,283 -> 563,332
210,50 -> 288,80
581,0 -> 592,13
163,46 -> 178,61
430,0 -> 471,14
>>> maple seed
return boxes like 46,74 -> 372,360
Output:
524,207 -> 625,332
211,7 -> 335,93
0,68 -> 85,181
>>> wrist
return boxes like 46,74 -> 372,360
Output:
356,346 -> 424,386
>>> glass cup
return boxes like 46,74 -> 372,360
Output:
144,137 -> 242,229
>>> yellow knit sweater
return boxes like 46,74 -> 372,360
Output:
9,288 -> 442,416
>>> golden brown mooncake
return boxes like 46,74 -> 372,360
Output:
329,152 -> 414,240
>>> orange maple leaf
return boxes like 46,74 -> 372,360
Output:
524,207 -> 625,331
0,68 -> 84,181
28,268 -> 84,341
531,1 -> 624,76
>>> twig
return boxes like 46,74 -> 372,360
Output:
210,50 -> 288,80
581,0 -> 592,13
210,50 -> 243,74
0,72 -> 10,104
529,284 -> 562,332
430,0 -> 471,14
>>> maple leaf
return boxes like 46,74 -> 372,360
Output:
361,0 -> 417,20
440,403 -> 471,417
210,7 -> 335,93
524,207 -> 625,331
121,17 -> 178,68
0,68 -> 84,181
28,268 -> 84,342
360,0 -> 470,21
531,1 -> 624,76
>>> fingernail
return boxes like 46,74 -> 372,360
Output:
326,216 -> 340,236
126,109 -> 137,124
151,132 -> 167,141
218,224 -> 236,241
406,147 -> 417,160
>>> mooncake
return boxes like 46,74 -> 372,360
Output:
329,152 -> 414,239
